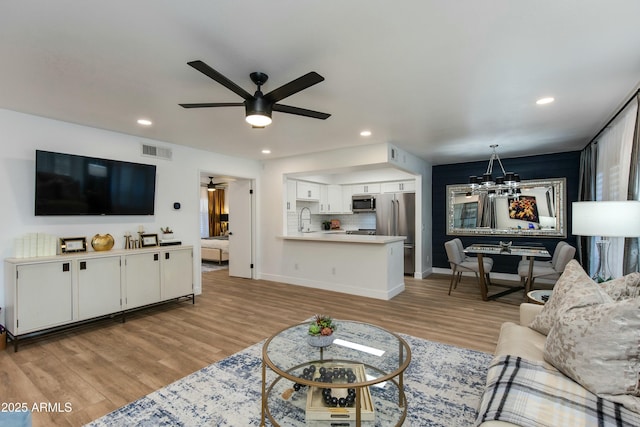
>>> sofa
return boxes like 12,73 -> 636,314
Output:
476,260 -> 640,426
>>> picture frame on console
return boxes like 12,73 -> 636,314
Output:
60,237 -> 87,253
141,233 -> 159,247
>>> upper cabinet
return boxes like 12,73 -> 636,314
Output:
286,180 -> 297,212
351,183 -> 381,195
381,180 -> 415,193
296,181 -> 320,201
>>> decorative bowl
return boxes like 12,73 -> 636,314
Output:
91,234 -> 115,251
307,334 -> 335,348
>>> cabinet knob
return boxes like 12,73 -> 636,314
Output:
63,263 -> 70,272
165,253 -> 170,260
80,261 -> 87,270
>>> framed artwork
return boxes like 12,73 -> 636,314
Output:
141,233 -> 159,247
508,195 -> 539,223
60,237 -> 87,253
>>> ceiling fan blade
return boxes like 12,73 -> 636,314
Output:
187,60 -> 254,100
273,104 -> 331,120
264,72 -> 324,103
179,102 -> 244,108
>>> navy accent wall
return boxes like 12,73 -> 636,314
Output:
433,151 -> 581,273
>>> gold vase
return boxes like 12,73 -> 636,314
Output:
91,234 -> 115,251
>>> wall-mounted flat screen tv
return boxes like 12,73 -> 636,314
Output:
35,150 -> 156,216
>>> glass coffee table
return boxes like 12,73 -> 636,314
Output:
261,320 -> 411,426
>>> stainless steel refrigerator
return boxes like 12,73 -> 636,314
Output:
375,192 -> 415,275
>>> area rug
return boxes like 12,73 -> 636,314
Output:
201,261 -> 228,273
86,334 -> 492,426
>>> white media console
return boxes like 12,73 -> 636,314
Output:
4,245 -> 194,351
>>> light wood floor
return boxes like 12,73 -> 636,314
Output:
0,270 -> 522,426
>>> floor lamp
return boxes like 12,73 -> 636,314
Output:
572,201 -> 640,282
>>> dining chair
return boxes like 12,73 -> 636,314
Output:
517,241 -> 568,272
517,243 -> 576,290
444,238 -> 493,295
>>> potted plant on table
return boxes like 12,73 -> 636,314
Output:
307,314 -> 337,347
160,226 -> 174,239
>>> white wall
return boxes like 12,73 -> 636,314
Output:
258,143 -> 433,284
0,109 -> 261,321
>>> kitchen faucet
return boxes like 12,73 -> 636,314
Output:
298,206 -> 311,232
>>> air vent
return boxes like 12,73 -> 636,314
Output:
141,143 -> 172,160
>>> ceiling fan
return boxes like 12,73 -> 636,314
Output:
179,60 -> 331,127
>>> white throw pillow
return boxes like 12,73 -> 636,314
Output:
544,298 -> 640,397
529,260 -> 610,335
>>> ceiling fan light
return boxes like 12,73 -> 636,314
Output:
207,177 -> 215,192
245,114 -> 272,127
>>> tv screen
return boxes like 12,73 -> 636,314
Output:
35,150 -> 156,216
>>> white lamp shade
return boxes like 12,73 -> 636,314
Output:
572,201 -> 640,237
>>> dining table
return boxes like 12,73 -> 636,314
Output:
463,243 -> 551,301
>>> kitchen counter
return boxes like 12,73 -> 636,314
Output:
273,232 -> 406,300
279,233 -> 406,244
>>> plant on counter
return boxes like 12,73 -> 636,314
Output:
308,314 -> 336,336
160,226 -> 173,234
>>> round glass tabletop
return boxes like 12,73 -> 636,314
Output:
263,320 -> 411,388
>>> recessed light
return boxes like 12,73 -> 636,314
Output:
137,119 -> 152,126
261,149 -> 271,154
360,130 -> 372,137
536,97 -> 555,105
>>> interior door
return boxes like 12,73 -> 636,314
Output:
227,179 -> 253,278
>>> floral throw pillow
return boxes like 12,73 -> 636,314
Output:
544,298 -> 640,396
529,260 -> 611,335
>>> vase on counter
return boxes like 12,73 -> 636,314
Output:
91,234 -> 115,251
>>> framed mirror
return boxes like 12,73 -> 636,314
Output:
446,178 -> 566,238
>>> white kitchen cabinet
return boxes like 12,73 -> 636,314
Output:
319,184 -> 343,214
342,184 -> 354,214
11,260 -> 73,335
124,251 -> 162,309
78,255 -> 122,320
327,185 -> 343,213
296,181 -> 320,200
351,183 -> 381,195
161,248 -> 193,300
381,180 -> 416,193
286,179 -> 297,212
4,246 -> 194,350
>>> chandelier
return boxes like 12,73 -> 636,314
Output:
468,145 -> 520,197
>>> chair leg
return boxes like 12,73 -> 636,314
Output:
485,273 -> 491,287
454,272 -> 462,289
448,266 -> 458,295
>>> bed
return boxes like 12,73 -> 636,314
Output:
201,236 -> 229,264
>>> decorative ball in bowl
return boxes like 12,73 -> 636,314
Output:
307,314 -> 336,347
499,241 -> 513,250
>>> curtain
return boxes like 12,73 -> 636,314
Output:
208,189 -> 226,236
576,143 -> 597,270
592,98 -> 638,278
624,93 -> 640,274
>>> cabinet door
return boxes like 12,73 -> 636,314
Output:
162,248 -> 193,300
296,182 -> 320,200
125,252 -> 161,309
319,185 -> 329,213
16,261 -> 73,334
382,180 -> 416,193
78,256 -> 122,320
327,185 -> 343,213
342,185 -> 354,214
286,180 -> 297,212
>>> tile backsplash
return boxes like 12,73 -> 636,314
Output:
287,202 -> 376,234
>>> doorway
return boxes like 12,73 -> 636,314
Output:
199,172 -> 255,279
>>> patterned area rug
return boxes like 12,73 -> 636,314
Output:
86,334 -> 492,426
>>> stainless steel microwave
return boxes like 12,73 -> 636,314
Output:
352,195 -> 376,212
